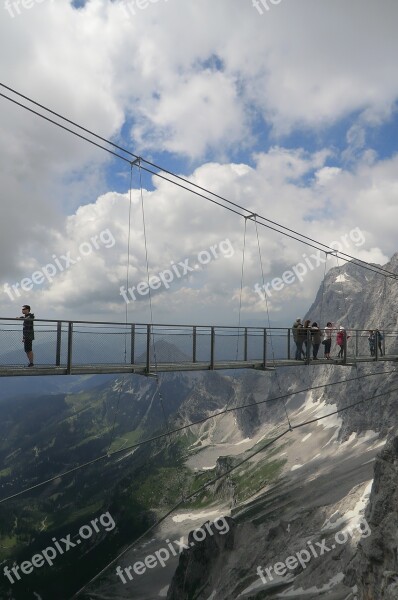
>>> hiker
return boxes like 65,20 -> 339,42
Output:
292,318 -> 305,360
368,330 -> 375,356
311,322 -> 322,359
322,321 -> 334,359
336,326 -> 350,359
303,319 -> 312,359
18,304 -> 35,367
375,328 -> 384,356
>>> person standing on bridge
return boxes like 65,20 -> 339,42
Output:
323,322 -> 334,359
375,328 -> 384,356
18,305 -> 35,367
292,318 -> 304,360
368,330 -> 375,356
303,319 -> 312,359
336,326 -> 350,359
311,322 -> 322,359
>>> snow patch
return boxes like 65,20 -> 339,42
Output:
310,453 -> 321,461
280,572 -> 344,596
159,585 -> 169,597
353,430 -> 379,446
335,274 -> 348,283
291,464 -> 303,471
239,574 -> 294,596
321,480 -> 373,532
235,438 -> 252,446
172,509 -> 224,523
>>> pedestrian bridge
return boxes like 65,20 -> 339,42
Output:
0,318 -> 396,377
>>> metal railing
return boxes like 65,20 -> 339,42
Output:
0,318 -> 396,373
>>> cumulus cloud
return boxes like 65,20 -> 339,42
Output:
0,0 -> 398,327
1,148 -> 395,326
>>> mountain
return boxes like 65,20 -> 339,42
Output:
0,363 -> 262,599
1,255 -> 398,599
163,254 -> 398,600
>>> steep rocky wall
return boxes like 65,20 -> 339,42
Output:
346,434 -> 398,600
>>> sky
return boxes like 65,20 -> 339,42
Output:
0,0 -> 397,328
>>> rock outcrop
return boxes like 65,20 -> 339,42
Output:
346,433 -> 398,600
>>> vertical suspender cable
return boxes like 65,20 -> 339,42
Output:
106,163 -> 135,457
138,162 -> 186,502
253,216 -> 292,431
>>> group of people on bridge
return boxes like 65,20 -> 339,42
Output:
291,319 -> 383,361
292,319 -> 338,361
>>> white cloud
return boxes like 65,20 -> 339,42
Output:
1,0 -> 398,326
1,148 -> 396,326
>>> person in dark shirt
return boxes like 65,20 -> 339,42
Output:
368,330 -> 375,356
375,328 -> 384,356
292,318 -> 305,360
311,322 -> 322,359
19,305 -> 35,367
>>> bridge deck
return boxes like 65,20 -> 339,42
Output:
0,356 -> 396,377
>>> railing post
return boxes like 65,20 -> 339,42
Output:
131,324 -> 135,364
263,328 -> 267,369
287,328 -> 291,360
67,322 -> 73,374
355,330 -> 359,359
56,321 -> 62,366
210,327 -> 215,370
146,324 -> 151,373
244,328 -> 248,362
193,326 -> 197,363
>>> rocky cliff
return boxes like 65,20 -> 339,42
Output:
166,254 -> 398,600
346,433 -> 398,600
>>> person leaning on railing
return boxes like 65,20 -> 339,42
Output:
336,326 -> 350,359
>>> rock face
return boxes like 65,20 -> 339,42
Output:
346,434 -> 398,600
165,254 -> 398,600
166,517 -> 236,600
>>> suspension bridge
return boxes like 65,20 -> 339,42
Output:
0,317 -> 396,377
